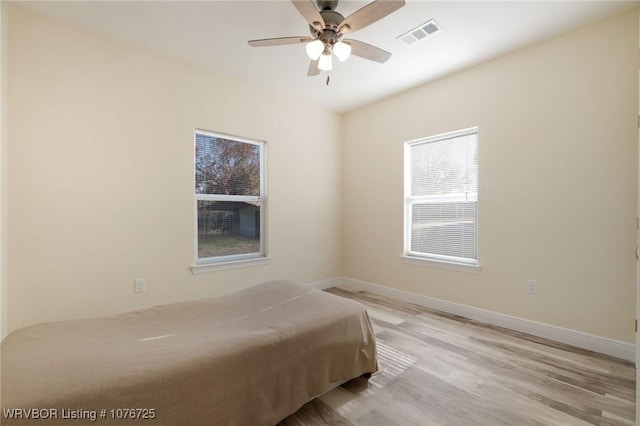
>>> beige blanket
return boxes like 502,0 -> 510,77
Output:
1,280 -> 377,425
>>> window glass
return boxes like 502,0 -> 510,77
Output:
195,131 -> 265,263
405,128 -> 478,264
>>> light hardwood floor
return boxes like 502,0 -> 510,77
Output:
279,286 -> 636,426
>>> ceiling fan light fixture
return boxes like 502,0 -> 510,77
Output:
318,52 -> 333,71
248,0 -> 406,77
306,40 -> 324,60
333,41 -> 351,62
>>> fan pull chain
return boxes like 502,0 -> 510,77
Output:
326,75 -> 330,86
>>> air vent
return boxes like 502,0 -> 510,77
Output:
397,19 -> 441,46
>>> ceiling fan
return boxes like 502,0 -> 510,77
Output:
248,0 -> 405,77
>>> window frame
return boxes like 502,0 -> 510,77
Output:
193,129 -> 267,268
403,127 -> 479,270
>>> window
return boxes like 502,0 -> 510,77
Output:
404,128 -> 478,266
195,130 -> 266,264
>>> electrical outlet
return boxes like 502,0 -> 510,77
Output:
527,279 -> 538,294
134,278 -> 146,294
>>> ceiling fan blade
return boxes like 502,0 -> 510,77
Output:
307,59 -> 320,76
291,1 -> 325,31
248,36 -> 313,47
339,0 -> 405,34
345,39 -> 392,63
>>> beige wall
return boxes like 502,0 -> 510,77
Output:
6,5 -> 343,333
343,9 -> 639,343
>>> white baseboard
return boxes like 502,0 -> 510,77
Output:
337,277 -> 635,363
306,277 -> 344,291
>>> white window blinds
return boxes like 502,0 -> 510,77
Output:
406,128 -> 478,264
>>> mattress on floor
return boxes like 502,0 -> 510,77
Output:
1,280 -> 378,425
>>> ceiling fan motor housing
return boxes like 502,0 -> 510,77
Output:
316,0 -> 339,11
320,10 -> 345,31
309,10 -> 344,38
309,9 -> 345,44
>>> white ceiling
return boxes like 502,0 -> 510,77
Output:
19,0 -> 638,113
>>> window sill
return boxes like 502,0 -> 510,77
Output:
401,256 -> 481,274
191,257 -> 271,274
